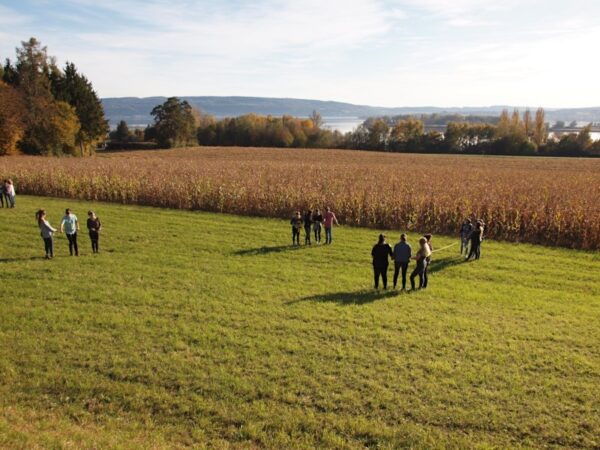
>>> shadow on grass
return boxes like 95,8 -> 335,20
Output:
0,256 -> 44,263
428,255 -> 465,274
289,289 -> 401,305
234,245 -> 303,256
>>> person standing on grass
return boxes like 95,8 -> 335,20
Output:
410,237 -> 431,291
423,234 -> 433,288
393,233 -> 411,290
460,218 -> 473,256
0,181 -> 5,208
303,209 -> 313,245
87,210 -> 102,253
323,206 -> 339,244
466,221 -> 483,261
290,211 -> 303,246
312,208 -> 323,244
61,208 -> 80,256
372,234 -> 393,289
36,210 -> 57,259
4,179 -> 15,208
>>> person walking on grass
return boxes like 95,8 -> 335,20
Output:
323,206 -> 339,244
466,220 -> 484,261
61,208 -> 80,256
4,179 -> 15,208
87,210 -> 102,253
423,234 -> 433,289
303,209 -> 313,245
410,237 -> 431,291
36,210 -> 57,259
312,208 -> 323,244
372,234 -> 393,289
290,211 -> 303,246
460,218 -> 473,256
393,233 -> 411,290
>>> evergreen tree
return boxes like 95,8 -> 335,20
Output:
51,62 -> 108,155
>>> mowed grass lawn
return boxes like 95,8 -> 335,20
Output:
1,196 -> 599,449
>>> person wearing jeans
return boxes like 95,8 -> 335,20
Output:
323,207 -> 339,244
393,233 -> 412,289
61,208 -> 80,256
410,237 -> 431,290
312,209 -> 323,244
371,234 -> 393,289
36,209 -> 57,259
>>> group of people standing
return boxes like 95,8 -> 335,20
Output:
460,218 -> 485,260
0,179 -> 16,208
290,207 -> 339,245
35,208 -> 102,259
371,233 -> 433,291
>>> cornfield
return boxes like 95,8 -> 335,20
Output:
2,147 -> 600,249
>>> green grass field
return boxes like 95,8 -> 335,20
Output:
1,196 -> 599,449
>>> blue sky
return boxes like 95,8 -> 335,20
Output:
1,0 -> 599,107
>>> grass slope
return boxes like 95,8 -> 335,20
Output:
1,196 -> 599,449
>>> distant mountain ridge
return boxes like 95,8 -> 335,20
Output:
101,96 -> 600,126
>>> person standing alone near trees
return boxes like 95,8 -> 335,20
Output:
303,209 -> 313,245
61,208 -> 80,256
290,211 -> 303,246
36,210 -> 57,259
323,206 -> 339,244
393,233 -> 412,290
87,210 -> 102,253
4,179 -> 15,208
371,234 -> 393,289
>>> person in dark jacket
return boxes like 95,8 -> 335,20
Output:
371,234 -> 393,289
87,210 -> 102,253
290,211 -> 303,246
303,210 -> 313,245
466,221 -> 484,260
312,209 -> 323,244
460,219 -> 473,256
393,233 -> 411,289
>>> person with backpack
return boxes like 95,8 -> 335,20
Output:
290,211 -> 303,246
36,209 -> 57,259
393,233 -> 412,290
371,234 -> 393,289
60,208 -> 80,256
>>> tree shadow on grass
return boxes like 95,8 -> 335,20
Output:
234,245 -> 303,256
428,255 -> 466,274
288,289 -> 401,306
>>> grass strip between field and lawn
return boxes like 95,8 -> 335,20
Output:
1,196 -> 599,449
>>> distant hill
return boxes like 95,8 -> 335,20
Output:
101,96 -> 600,126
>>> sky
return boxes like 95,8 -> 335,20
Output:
1,0 -> 599,107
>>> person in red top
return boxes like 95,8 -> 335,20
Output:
323,206 -> 339,244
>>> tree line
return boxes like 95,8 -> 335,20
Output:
134,98 -> 600,157
0,38 -> 108,156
